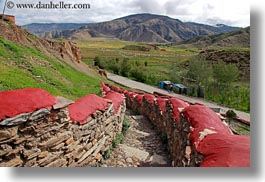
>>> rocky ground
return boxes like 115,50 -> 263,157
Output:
100,110 -> 172,167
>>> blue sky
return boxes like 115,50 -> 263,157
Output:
0,0 -> 250,27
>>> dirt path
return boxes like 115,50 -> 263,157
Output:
107,72 -> 250,122
100,110 -> 172,167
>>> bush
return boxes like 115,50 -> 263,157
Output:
108,63 -> 120,74
93,56 -> 107,69
120,58 -> 131,77
112,133 -> 124,148
186,56 -> 213,85
130,68 -> 146,82
122,117 -> 130,135
213,61 -> 239,85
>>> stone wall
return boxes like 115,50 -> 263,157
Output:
0,88 -> 125,167
104,83 -> 250,167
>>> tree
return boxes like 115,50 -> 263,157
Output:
93,56 -> 100,67
213,61 -> 239,85
168,62 -> 181,84
120,58 -> 131,77
186,56 -> 213,85
109,63 -> 120,74
130,68 -> 146,82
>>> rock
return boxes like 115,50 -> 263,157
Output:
150,153 -> 168,165
131,128 -> 150,137
0,144 -> 12,156
126,157 -> 133,163
77,143 -> 98,163
92,137 -> 106,157
38,151 -> 49,159
119,144 -> 149,162
0,113 -> 30,126
38,154 -> 60,166
0,126 -> 18,141
0,156 -> 23,167
23,148 -> 41,159
95,153 -> 102,161
117,161 -> 124,166
50,143 -> 65,151
38,132 -> 71,149
131,115 -> 144,120
24,158 -> 37,167
29,108 -> 50,121
92,139 -> 97,145
65,136 -> 74,145
53,96 -> 74,110
45,158 -> 67,167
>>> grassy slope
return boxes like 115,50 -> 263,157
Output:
0,36 -> 106,100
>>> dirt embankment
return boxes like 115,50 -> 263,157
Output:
0,21 -> 81,64
0,20 -> 101,77
199,49 -> 250,80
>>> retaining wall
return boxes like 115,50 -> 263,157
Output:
102,83 -> 250,167
0,88 -> 125,167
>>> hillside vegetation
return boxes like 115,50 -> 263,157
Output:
0,20 -> 106,100
78,35 -> 250,112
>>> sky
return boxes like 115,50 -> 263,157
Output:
0,0 -> 250,27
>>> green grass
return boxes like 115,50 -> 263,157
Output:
78,38 -> 197,87
0,36 -> 105,100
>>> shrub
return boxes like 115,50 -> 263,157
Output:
120,58 -> 131,77
213,61 -> 239,85
130,68 -> 146,82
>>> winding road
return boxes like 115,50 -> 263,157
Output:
107,72 -> 250,122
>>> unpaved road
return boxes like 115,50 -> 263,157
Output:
107,72 -> 250,122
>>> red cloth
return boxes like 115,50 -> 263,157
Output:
100,82 -> 111,93
69,94 -> 109,124
104,91 -> 124,114
135,94 -> 144,104
144,94 -> 156,105
0,88 -> 56,120
182,105 -> 231,146
156,97 -> 167,112
169,98 -> 189,122
197,134 -> 250,167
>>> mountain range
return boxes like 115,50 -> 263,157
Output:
23,13 -> 241,43
22,23 -> 89,35
179,26 -> 250,48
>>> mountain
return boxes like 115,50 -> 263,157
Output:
38,13 -> 240,43
179,26 -> 250,48
22,23 -> 89,35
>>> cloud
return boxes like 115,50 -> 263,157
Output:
164,0 -> 193,15
131,0 -> 162,14
205,17 -> 237,26
0,0 -> 250,27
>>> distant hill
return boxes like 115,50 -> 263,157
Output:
36,13 -> 240,43
179,26 -> 250,48
22,23 -> 89,35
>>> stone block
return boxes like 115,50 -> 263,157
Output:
0,126 -> 18,141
